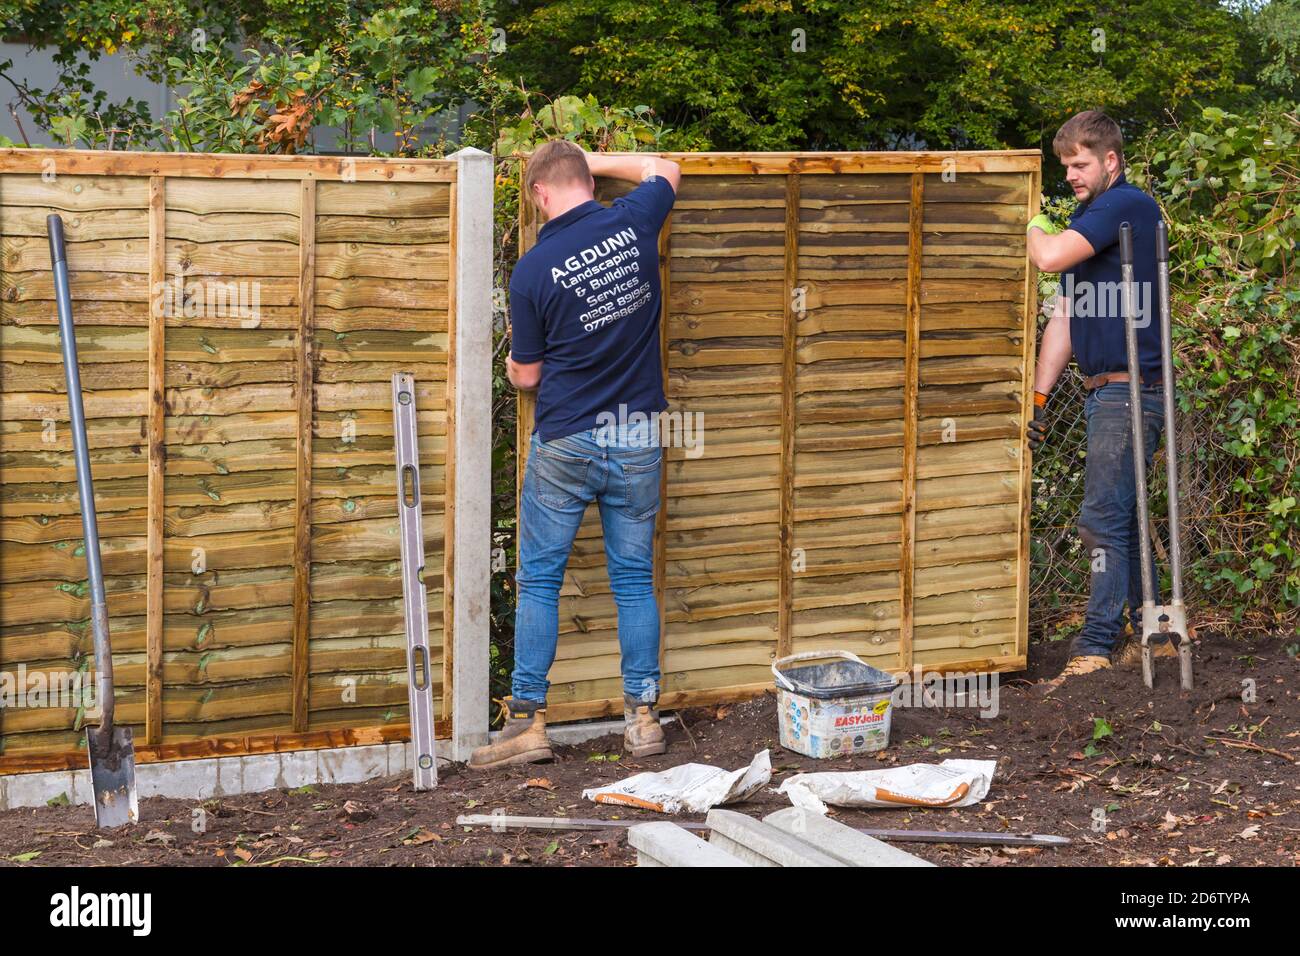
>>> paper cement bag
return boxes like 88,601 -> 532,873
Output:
582,750 -> 772,814
776,759 -> 997,814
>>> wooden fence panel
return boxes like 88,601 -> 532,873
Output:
517,152 -> 1039,723
0,149 -> 456,771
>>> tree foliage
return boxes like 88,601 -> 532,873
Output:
1133,103 -> 1300,624
0,0 -> 488,153
496,0 -> 1254,151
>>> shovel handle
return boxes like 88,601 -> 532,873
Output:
49,214 -> 116,730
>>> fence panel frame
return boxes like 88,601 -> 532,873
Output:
515,150 -> 1041,723
0,146 -> 492,774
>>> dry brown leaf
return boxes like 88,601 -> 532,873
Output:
402,828 -> 441,846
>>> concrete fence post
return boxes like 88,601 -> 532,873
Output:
448,146 -> 493,761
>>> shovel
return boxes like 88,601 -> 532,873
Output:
48,214 -> 140,826
1118,220 -> 1194,691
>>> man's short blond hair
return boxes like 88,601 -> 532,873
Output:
1052,110 -> 1125,171
523,139 -> 591,207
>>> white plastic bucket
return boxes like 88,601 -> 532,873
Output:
772,650 -> 900,759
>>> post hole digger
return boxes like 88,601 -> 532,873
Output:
48,214 -> 140,827
1119,220 -> 1194,691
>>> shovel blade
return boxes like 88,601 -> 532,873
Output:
88,726 -> 138,828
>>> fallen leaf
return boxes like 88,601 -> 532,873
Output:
402,828 -> 442,846
233,846 -> 253,862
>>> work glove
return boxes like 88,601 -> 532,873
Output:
1026,213 -> 1060,235
1027,391 -> 1050,452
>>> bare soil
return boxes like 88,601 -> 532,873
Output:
1,629 -> 1296,867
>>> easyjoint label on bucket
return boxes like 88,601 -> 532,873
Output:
778,691 -> 893,759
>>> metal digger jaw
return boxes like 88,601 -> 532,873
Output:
1138,603 -> 1194,692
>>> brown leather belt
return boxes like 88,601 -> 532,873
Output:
1082,371 -> 1162,391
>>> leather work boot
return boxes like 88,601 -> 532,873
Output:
623,694 -> 667,758
1114,635 -> 1179,668
467,697 -> 553,770
1042,654 -> 1110,691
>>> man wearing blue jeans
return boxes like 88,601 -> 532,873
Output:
469,140 -> 680,769
1024,111 -> 1177,687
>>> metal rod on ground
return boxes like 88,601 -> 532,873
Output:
393,372 -> 438,790
455,814 -> 1070,847
48,213 -> 139,828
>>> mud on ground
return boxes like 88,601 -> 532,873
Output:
0,630 -> 1296,867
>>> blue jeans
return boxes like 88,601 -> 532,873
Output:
513,422 -> 663,704
1071,382 -> 1165,658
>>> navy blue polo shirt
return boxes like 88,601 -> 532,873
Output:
510,176 -> 677,441
1061,173 -> 1165,382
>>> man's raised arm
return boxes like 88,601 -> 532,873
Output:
585,152 -> 681,193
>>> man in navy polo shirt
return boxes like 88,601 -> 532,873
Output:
1024,110 -> 1175,687
470,140 -> 680,769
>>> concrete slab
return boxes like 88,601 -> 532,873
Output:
319,745 -> 386,785
277,750 -> 320,791
0,741 -> 433,810
706,808 -> 846,867
137,757 -> 218,800
7,769 -> 75,810
763,807 -> 936,867
629,821 -> 750,867
387,741 -> 410,776
239,752 -> 283,794
69,769 -> 95,806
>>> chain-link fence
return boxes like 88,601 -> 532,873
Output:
1028,334 -> 1233,639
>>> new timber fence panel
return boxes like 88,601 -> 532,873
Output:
0,148 -> 491,775
516,152 -> 1039,724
